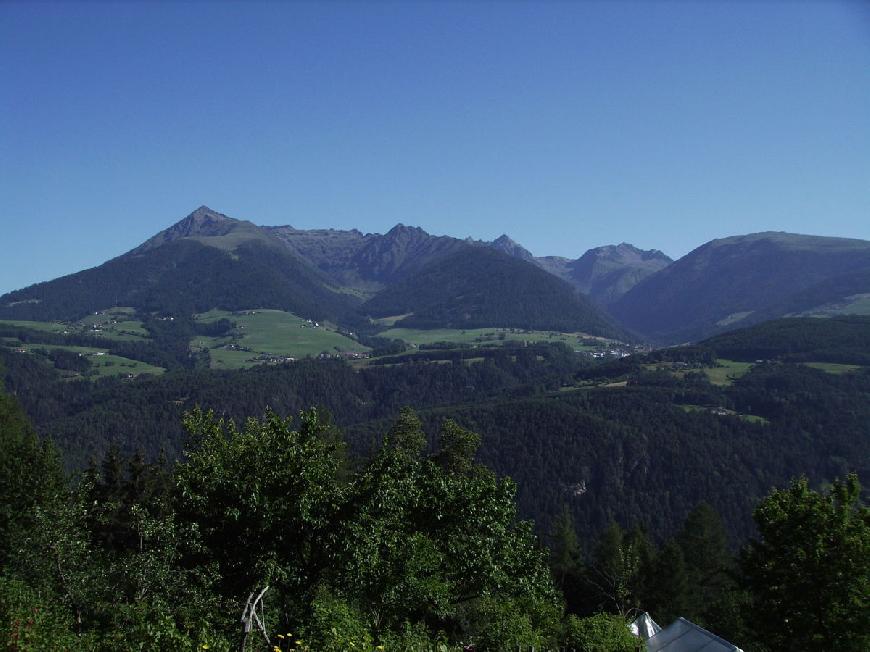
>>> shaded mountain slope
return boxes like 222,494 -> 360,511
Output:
0,208 -> 358,322
362,246 -> 622,336
611,232 -> 870,343
697,315 -> 870,364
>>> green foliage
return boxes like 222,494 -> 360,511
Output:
0,392 -> 64,570
175,407 -> 344,602
675,503 -> 736,630
0,576 -> 80,651
300,588 -> 372,652
641,541 -> 688,626
465,596 -> 552,651
564,613 -> 638,652
742,474 -> 870,651
584,523 -> 650,617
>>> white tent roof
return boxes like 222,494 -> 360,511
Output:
630,612 -> 662,640
645,617 -> 743,652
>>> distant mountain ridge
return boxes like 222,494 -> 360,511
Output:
0,207 -> 622,338
3,208 -> 868,344
611,231 -> 870,343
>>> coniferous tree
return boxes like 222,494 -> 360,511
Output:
741,474 -> 870,652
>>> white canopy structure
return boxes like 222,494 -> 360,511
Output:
629,612 -> 661,640
643,617 -> 744,652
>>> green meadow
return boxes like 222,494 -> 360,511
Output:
0,319 -> 69,334
377,326 -> 606,350
0,307 -> 149,342
74,307 -> 149,340
10,342 -> 164,378
802,361 -> 865,375
703,359 -> 754,386
193,309 -> 369,369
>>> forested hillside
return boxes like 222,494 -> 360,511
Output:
4,316 -> 868,549
362,247 -> 621,336
1,370 -> 867,651
0,239 -> 358,324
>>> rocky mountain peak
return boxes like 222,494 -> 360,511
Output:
489,234 -> 535,262
177,206 -> 237,234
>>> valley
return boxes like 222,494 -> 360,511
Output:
1,209 -> 868,652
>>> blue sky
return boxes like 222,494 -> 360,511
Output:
1,1 -> 868,294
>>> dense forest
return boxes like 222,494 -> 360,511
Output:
361,247 -> 622,336
1,382 -> 867,650
3,316 -> 869,549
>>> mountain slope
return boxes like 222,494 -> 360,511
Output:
132,205 -> 273,252
566,243 -> 672,305
268,223 -> 467,294
483,236 -> 671,305
489,234 -> 536,263
611,232 -> 870,343
362,246 -> 622,336
0,207 -> 358,322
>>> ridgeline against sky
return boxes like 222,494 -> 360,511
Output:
1,1 -> 868,294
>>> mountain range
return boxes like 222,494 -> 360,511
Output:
2,206 -> 870,343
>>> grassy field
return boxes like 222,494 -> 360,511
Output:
75,307 -> 149,340
9,342 -> 164,378
802,361 -> 865,375
799,293 -> 870,318
840,295 -> 870,315
0,307 -> 149,342
377,327 -> 606,350
193,309 -> 370,369
0,319 -> 68,333
704,359 -> 754,386
371,314 -> 414,327
647,359 -> 755,386
678,403 -> 768,424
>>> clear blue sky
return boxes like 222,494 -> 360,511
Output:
2,1 -> 868,294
